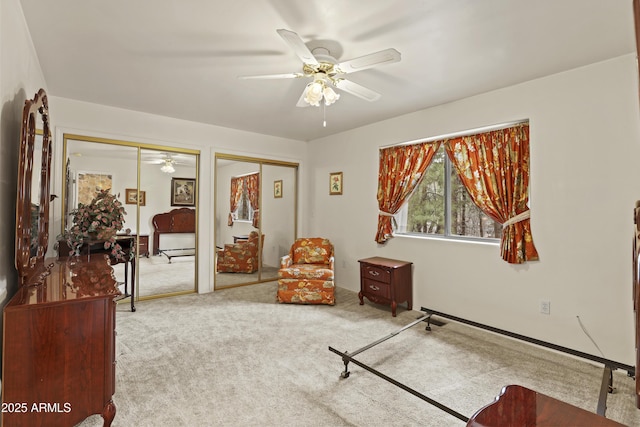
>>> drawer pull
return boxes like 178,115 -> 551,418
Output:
368,270 -> 380,277
369,285 -> 380,291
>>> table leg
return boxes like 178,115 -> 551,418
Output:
130,259 -> 136,312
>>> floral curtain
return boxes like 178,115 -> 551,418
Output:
444,124 -> 538,263
245,173 -> 260,228
376,142 -> 441,243
228,176 -> 244,226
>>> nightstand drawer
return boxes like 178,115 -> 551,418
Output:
362,264 -> 391,283
362,278 -> 390,299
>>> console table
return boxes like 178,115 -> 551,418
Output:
358,257 -> 413,317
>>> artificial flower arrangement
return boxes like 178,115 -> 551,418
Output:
60,189 -> 130,261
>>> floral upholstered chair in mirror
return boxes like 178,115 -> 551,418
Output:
216,231 -> 263,273
277,237 -> 335,305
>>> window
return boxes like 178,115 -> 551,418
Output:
233,185 -> 254,222
396,145 -> 502,240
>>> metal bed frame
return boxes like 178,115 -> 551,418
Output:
328,306 -> 635,422
157,247 -> 195,263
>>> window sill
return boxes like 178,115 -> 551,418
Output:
394,232 -> 500,246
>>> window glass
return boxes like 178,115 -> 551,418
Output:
397,145 -> 502,240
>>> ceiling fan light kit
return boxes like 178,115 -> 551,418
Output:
239,29 -> 401,124
160,158 -> 176,174
303,75 -> 340,107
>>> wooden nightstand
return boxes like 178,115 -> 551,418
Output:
358,257 -> 413,317
135,234 -> 150,257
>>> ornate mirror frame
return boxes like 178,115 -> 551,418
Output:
15,88 -> 53,287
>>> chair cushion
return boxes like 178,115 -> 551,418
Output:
291,238 -> 333,264
277,279 -> 335,305
278,264 -> 334,281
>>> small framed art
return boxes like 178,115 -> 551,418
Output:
125,188 -> 146,206
274,180 -> 283,198
329,172 -> 343,195
171,177 -> 196,206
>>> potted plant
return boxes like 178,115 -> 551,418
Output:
60,189 -> 130,261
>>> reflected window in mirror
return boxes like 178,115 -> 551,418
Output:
234,185 -> 254,222
229,172 -> 259,224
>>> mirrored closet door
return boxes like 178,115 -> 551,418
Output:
62,134 -> 199,302
215,154 -> 297,289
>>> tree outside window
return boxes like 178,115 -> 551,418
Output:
397,145 -> 502,240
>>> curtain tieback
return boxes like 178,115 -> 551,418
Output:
503,210 -> 530,227
379,211 -> 397,228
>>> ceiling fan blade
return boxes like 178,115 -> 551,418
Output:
334,79 -> 381,102
335,48 -> 401,74
238,72 -> 304,80
276,29 -> 319,66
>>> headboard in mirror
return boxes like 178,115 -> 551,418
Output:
15,88 -> 53,287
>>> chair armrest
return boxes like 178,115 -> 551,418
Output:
329,256 -> 335,270
280,254 -> 292,268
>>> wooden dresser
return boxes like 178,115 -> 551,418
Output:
2,255 -> 120,427
2,89 -> 120,426
58,235 -> 137,312
358,257 -> 413,317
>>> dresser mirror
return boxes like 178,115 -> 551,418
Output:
61,134 -> 199,300
214,154 -> 297,289
15,88 -> 52,287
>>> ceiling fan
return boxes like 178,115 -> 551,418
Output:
144,153 -> 189,174
239,29 -> 401,108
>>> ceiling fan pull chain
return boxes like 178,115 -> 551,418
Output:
323,102 -> 327,127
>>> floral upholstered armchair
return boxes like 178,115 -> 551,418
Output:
216,231 -> 263,273
277,237 -> 334,305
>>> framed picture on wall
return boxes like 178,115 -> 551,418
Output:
274,180 -> 283,198
125,188 -> 146,206
329,172 -> 343,195
171,177 -> 196,206
77,172 -> 113,205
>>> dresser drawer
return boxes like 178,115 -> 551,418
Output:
362,278 -> 390,299
362,264 -> 391,284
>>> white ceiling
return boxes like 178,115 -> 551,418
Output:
20,0 -> 636,142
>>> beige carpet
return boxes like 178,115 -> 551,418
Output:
113,255 -> 196,297
215,265 -> 279,288
77,282 -> 640,427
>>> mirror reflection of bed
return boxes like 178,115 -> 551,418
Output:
215,155 -> 297,289
62,135 -> 199,302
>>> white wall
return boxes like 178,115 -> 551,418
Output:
307,54 -> 640,364
0,0 -> 48,304
50,97 -> 307,294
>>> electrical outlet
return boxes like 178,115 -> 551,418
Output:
540,300 -> 551,315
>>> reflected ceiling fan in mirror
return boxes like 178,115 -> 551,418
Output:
160,158 -> 175,174
144,153 -> 189,174
239,29 -> 401,125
